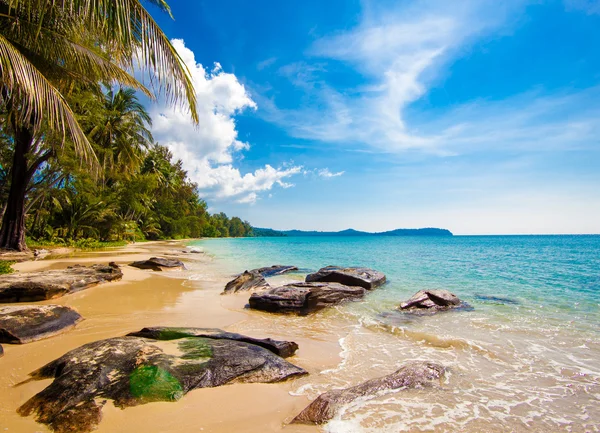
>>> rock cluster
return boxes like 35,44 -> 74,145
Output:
399,289 -> 464,313
222,265 -> 299,294
306,266 -> 386,289
0,263 -> 122,302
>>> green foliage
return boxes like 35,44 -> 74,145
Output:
7,87 -> 254,245
0,261 -> 15,274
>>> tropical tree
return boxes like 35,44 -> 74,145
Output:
0,0 -> 197,251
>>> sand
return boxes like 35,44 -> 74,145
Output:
0,241 -> 334,433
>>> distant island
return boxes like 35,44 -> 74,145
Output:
251,227 -> 453,237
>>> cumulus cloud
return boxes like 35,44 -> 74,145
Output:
150,39 -> 301,204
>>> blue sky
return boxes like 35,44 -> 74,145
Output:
147,0 -> 600,234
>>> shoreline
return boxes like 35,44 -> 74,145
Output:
0,241 -> 334,433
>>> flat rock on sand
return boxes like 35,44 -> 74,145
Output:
399,289 -> 465,313
0,264 -> 122,303
129,257 -> 185,271
248,282 -> 365,315
306,266 -> 386,289
292,361 -> 446,424
0,305 -> 82,344
18,327 -> 306,433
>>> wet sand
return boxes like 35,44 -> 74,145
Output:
0,242 -> 334,433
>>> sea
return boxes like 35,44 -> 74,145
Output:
189,235 -> 600,432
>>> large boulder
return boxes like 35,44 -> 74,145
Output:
129,257 -> 185,271
18,327 -> 306,433
292,361 -> 446,424
248,282 -> 365,315
399,289 -> 464,313
223,271 -> 269,294
250,265 -> 298,277
0,263 -> 123,303
305,266 -> 386,289
0,305 -> 83,344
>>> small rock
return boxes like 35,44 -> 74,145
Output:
129,257 -> 185,271
0,305 -> 83,344
292,361 -> 446,424
0,343 -> 3,357
248,282 -> 365,315
0,264 -> 123,303
306,266 -> 386,289
33,249 -> 49,259
399,289 -> 463,313
223,271 -> 269,294
18,327 -> 306,433
250,265 -> 298,277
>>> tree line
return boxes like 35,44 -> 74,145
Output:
0,0 -> 253,250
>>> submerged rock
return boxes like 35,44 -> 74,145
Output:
250,265 -> 298,277
0,264 -> 123,303
292,361 -> 446,424
248,282 -> 365,315
0,305 -> 82,344
129,257 -> 185,271
18,327 -> 306,433
223,271 -> 270,294
399,289 -> 464,313
305,266 -> 386,290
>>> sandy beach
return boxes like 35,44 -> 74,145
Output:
0,241 -> 335,433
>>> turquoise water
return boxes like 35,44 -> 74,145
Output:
191,235 -> 600,432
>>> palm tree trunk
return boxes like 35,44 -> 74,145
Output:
0,126 -> 34,251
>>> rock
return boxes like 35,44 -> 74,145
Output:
18,328 -> 306,433
399,289 -> 463,313
0,343 -> 3,357
223,271 -> 269,294
292,361 -> 446,424
129,257 -> 185,271
33,249 -> 49,259
305,266 -> 386,290
248,282 -> 365,315
0,305 -> 83,344
127,327 -> 299,358
187,247 -> 203,254
0,264 -> 123,303
250,265 -> 298,277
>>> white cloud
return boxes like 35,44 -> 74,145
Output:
318,168 -> 345,178
150,39 -> 301,204
257,0 -> 600,155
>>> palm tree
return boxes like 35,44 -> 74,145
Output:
90,87 -> 153,178
0,0 -> 197,251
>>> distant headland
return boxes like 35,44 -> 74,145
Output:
252,227 -> 453,237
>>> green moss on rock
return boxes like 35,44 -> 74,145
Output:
179,338 -> 213,360
129,365 -> 183,402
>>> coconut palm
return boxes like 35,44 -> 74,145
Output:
0,0 -> 197,251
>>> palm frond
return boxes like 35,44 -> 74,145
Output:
0,33 -> 97,164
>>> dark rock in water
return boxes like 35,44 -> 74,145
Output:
292,361 -> 445,425
475,294 -> 519,305
223,271 -> 269,294
129,257 -> 185,271
250,265 -> 298,277
18,327 -> 306,433
0,263 -> 123,303
399,289 -> 466,313
305,266 -> 386,290
248,282 -> 365,315
0,305 -> 83,344
127,327 -> 299,358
